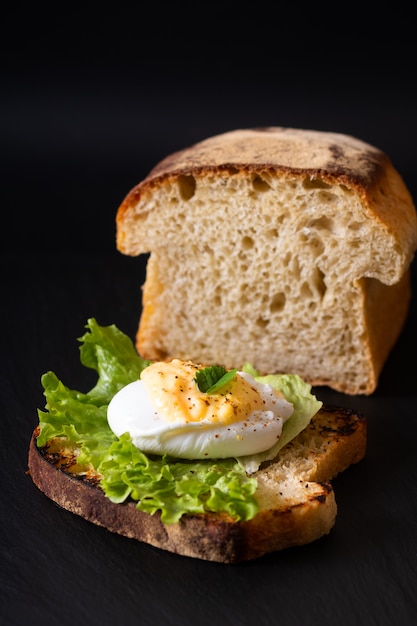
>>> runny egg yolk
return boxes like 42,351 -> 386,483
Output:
140,359 -> 263,425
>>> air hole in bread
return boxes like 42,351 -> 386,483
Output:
238,284 -> 249,306
348,221 -> 364,231
213,284 -> 223,306
298,230 -> 325,258
310,237 -> 325,257
270,292 -> 286,313
300,281 -> 314,299
312,267 -> 327,298
241,236 -> 255,250
177,174 -> 196,200
291,256 -> 301,279
307,216 -> 334,231
266,228 -> 279,239
318,191 -> 338,203
256,317 -> 269,328
251,174 -> 272,192
302,177 -> 332,190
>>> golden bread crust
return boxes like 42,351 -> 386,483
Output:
117,127 -> 417,255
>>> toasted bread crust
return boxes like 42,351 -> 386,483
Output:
118,127 -> 386,206
117,128 -> 417,256
28,406 -> 366,563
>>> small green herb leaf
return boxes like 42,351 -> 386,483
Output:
194,366 -> 238,394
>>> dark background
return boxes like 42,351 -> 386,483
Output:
2,5 -> 417,626
2,5 -> 416,255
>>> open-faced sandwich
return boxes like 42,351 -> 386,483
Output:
28,319 -> 366,563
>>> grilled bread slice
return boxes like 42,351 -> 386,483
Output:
28,405 -> 366,563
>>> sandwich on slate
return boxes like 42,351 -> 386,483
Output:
29,127 -> 417,562
29,319 -> 366,563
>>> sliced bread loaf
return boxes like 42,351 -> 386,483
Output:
116,128 -> 417,394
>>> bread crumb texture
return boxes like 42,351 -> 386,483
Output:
116,128 -> 417,395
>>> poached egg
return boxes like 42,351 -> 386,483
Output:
107,359 -> 294,461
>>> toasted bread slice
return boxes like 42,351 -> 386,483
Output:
28,405 -> 366,563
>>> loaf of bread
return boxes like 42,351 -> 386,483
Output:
116,127 -> 417,395
28,405 -> 366,563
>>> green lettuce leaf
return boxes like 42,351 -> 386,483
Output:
97,433 -> 259,524
36,319 -> 321,524
36,319 -> 259,523
238,365 -> 323,473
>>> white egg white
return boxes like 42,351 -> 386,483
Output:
107,371 -> 293,460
